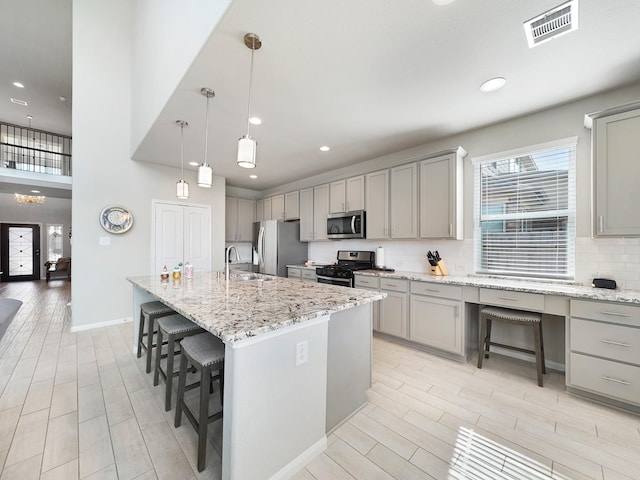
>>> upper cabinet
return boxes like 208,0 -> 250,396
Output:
588,103 -> 640,236
255,199 -> 264,222
329,175 -> 365,213
271,194 -> 285,221
390,163 -> 418,239
365,170 -> 390,239
419,149 -> 464,240
313,184 -> 330,241
284,191 -> 300,220
225,197 -> 255,242
263,197 -> 273,221
299,188 -> 314,241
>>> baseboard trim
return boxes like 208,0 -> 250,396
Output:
70,316 -> 133,333
268,436 -> 327,480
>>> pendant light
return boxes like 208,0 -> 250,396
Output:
176,120 -> 189,199
237,33 -> 262,169
198,87 -> 215,187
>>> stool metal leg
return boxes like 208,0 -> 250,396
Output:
154,329 -> 164,387
198,365 -> 212,472
137,311 -> 145,358
533,322 -> 544,387
539,321 -> 546,374
165,335 -> 176,411
145,316 -> 155,374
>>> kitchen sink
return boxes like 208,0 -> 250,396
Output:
229,273 -> 273,282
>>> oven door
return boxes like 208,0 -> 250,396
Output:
316,274 -> 353,288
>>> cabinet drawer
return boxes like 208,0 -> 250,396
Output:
479,288 -> 544,312
301,270 -> 316,281
379,278 -> 408,292
410,282 -> 461,300
571,318 -> 640,365
287,268 -> 301,278
571,300 -> 640,327
570,352 -> 640,406
354,275 -> 379,289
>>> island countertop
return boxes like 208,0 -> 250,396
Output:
127,272 -> 385,344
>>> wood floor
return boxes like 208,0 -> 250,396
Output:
1,281 -> 639,480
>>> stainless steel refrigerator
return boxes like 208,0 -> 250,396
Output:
253,220 -> 308,277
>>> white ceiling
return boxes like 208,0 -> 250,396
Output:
2,0 -> 640,197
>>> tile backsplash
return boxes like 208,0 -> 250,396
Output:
309,236 -> 640,290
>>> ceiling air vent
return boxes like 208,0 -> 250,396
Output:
524,0 -> 579,48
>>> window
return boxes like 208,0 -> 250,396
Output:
47,224 -> 64,262
473,138 -> 577,280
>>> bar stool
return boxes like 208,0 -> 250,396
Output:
477,306 -> 546,387
154,314 -> 205,411
137,301 -> 175,374
174,332 -> 225,472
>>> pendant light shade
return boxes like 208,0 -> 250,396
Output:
237,33 -> 261,169
198,87 -> 215,187
176,120 -> 190,199
237,135 -> 257,168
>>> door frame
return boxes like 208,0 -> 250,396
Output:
150,199 -> 212,275
0,222 -> 42,282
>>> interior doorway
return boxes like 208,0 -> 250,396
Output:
0,223 -> 41,282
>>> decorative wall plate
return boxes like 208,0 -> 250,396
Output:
99,206 -> 133,234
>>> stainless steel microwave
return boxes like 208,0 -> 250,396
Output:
327,210 -> 366,239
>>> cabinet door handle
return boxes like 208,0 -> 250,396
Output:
498,296 -> 519,302
601,339 -> 632,347
423,288 -> 440,293
598,216 -> 604,233
602,376 -> 630,386
601,311 -> 631,318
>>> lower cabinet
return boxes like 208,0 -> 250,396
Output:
301,270 -> 317,282
378,278 -> 408,338
410,295 -> 462,355
354,275 -> 380,331
287,267 -> 301,279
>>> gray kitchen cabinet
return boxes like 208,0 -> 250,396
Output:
271,194 -> 285,221
419,149 -> 464,240
287,267 -> 301,279
255,199 -> 264,222
225,197 -> 255,242
378,278 -> 408,338
568,299 -> 640,408
299,187 -> 314,241
330,175 -> 365,213
589,103 -> 640,236
390,163 -> 418,239
365,170 -> 390,239
354,275 -> 380,331
313,184 -> 330,241
301,269 -> 317,282
409,282 -> 463,355
285,191 -> 300,220
263,196 -> 273,221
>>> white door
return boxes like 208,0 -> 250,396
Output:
153,201 -> 211,274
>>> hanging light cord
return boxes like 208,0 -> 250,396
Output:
245,37 -> 255,136
204,94 -> 210,167
180,122 -> 185,182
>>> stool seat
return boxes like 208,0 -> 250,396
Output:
154,314 -> 205,411
137,301 -> 175,373
478,306 -> 546,387
175,332 -> 225,472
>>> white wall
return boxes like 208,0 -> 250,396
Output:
72,0 -> 226,329
298,83 -> 640,290
0,193 -> 72,277
131,0 -> 232,153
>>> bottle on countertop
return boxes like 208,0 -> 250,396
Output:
160,265 -> 169,281
172,264 -> 182,280
184,262 -> 194,279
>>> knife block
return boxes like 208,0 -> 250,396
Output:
429,260 -> 448,276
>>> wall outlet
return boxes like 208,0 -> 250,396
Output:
295,341 -> 308,366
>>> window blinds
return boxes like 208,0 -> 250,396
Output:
474,139 -> 576,280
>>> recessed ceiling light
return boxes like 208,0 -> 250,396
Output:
320,146 -> 330,152
31,190 -> 40,193
188,161 -> 199,166
10,98 -> 28,106
250,174 -> 257,179
59,96 -> 67,102
13,82 -> 24,88
249,117 -> 262,125
480,77 -> 506,93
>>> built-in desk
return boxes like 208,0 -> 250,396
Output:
354,271 -> 640,412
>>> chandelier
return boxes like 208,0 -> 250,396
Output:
15,193 -> 46,205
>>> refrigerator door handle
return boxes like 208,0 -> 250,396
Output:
258,226 -> 265,267
351,215 -> 356,234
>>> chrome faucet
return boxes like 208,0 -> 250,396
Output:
225,245 -> 241,280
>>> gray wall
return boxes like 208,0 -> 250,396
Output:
71,0 -> 226,329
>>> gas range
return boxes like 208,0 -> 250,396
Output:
316,250 -> 375,287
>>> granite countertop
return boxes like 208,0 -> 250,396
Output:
354,270 -> 640,305
128,272 -> 385,344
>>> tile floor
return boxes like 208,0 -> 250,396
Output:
1,280 -> 639,479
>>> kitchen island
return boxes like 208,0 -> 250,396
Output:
127,272 -> 385,480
